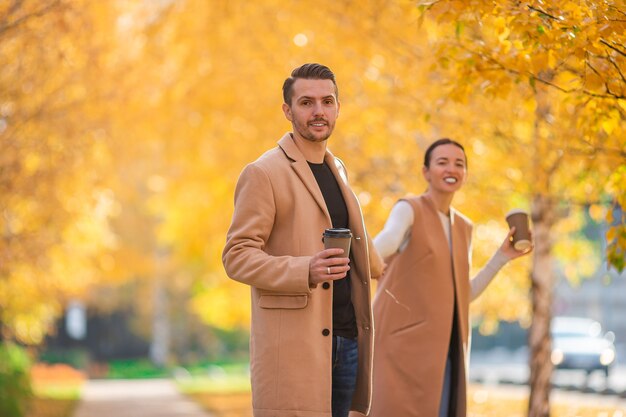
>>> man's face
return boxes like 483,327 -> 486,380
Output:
282,78 -> 340,143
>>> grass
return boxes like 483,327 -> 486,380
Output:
177,362 -> 252,417
105,358 -> 170,379
177,362 -> 251,394
187,392 -> 252,417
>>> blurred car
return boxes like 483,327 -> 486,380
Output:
551,316 -> 616,378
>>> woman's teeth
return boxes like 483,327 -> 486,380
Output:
444,177 -> 457,184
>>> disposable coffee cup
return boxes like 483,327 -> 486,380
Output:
506,209 -> 531,251
322,228 -> 352,258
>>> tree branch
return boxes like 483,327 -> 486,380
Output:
586,59 -> 626,98
528,5 -> 561,21
565,145 -> 626,159
462,44 -> 626,99
589,59 -> 618,97
605,53 -> 626,86
608,5 -> 626,19
416,0 -> 442,7
0,0 -> 61,37
600,39 -> 626,58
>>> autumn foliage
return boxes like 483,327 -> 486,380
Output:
30,363 -> 85,387
0,0 -> 623,360
1,2 -> 624,416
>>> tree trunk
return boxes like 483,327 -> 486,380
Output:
149,248 -> 170,367
527,193 -> 555,417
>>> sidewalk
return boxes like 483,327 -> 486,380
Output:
470,383 -> 626,410
69,379 -> 626,416
72,379 -> 213,417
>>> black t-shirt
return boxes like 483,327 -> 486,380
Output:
308,161 -> 357,339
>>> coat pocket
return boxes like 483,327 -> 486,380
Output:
258,294 -> 308,309
389,318 -> 427,336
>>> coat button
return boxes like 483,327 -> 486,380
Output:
322,282 -> 330,289
322,328 -> 330,336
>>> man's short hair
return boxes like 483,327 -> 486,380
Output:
282,63 -> 338,105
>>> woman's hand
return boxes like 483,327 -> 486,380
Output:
499,226 -> 533,260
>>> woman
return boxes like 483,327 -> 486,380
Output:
361,138 -> 531,417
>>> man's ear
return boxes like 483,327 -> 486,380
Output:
282,103 -> 292,121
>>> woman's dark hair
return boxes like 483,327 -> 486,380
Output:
282,63 -> 338,105
423,138 -> 467,168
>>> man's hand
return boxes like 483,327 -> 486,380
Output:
309,248 -> 351,287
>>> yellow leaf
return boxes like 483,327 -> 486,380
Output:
606,209 -> 614,224
606,227 -> 616,242
588,204 -> 606,222
601,110 -> 620,135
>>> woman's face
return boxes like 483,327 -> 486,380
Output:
422,144 -> 467,194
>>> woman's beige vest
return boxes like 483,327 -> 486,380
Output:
366,194 -> 473,417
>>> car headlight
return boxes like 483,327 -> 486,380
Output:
600,349 -> 615,366
551,349 -> 564,365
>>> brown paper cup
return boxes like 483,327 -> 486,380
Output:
506,209 -> 531,251
323,228 -> 352,258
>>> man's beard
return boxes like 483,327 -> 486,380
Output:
295,119 -> 334,142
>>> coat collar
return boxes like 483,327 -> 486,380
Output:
421,193 -> 463,250
421,193 -> 459,227
277,133 -> 335,222
277,132 -> 337,162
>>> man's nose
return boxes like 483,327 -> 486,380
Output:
312,101 -> 324,115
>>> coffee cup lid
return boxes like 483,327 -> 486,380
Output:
506,208 -> 528,218
323,228 -> 352,238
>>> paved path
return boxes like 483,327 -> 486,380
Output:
72,379 -> 213,417
470,383 -> 626,410
70,378 -> 626,416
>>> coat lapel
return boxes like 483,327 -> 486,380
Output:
325,153 -> 360,229
422,194 -> 452,257
450,207 -> 471,353
277,134 -> 331,223
449,208 -> 468,282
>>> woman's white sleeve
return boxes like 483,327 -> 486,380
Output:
373,201 -> 414,259
470,250 -> 510,301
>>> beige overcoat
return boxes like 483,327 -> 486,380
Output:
223,133 -> 383,417
353,194 -> 472,417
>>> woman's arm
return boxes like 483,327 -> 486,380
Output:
470,227 -> 533,301
373,200 -> 414,259
470,250 -> 509,300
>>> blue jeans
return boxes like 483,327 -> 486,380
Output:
439,353 -> 452,417
331,336 -> 358,417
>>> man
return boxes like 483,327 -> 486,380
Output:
223,63 -> 383,417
